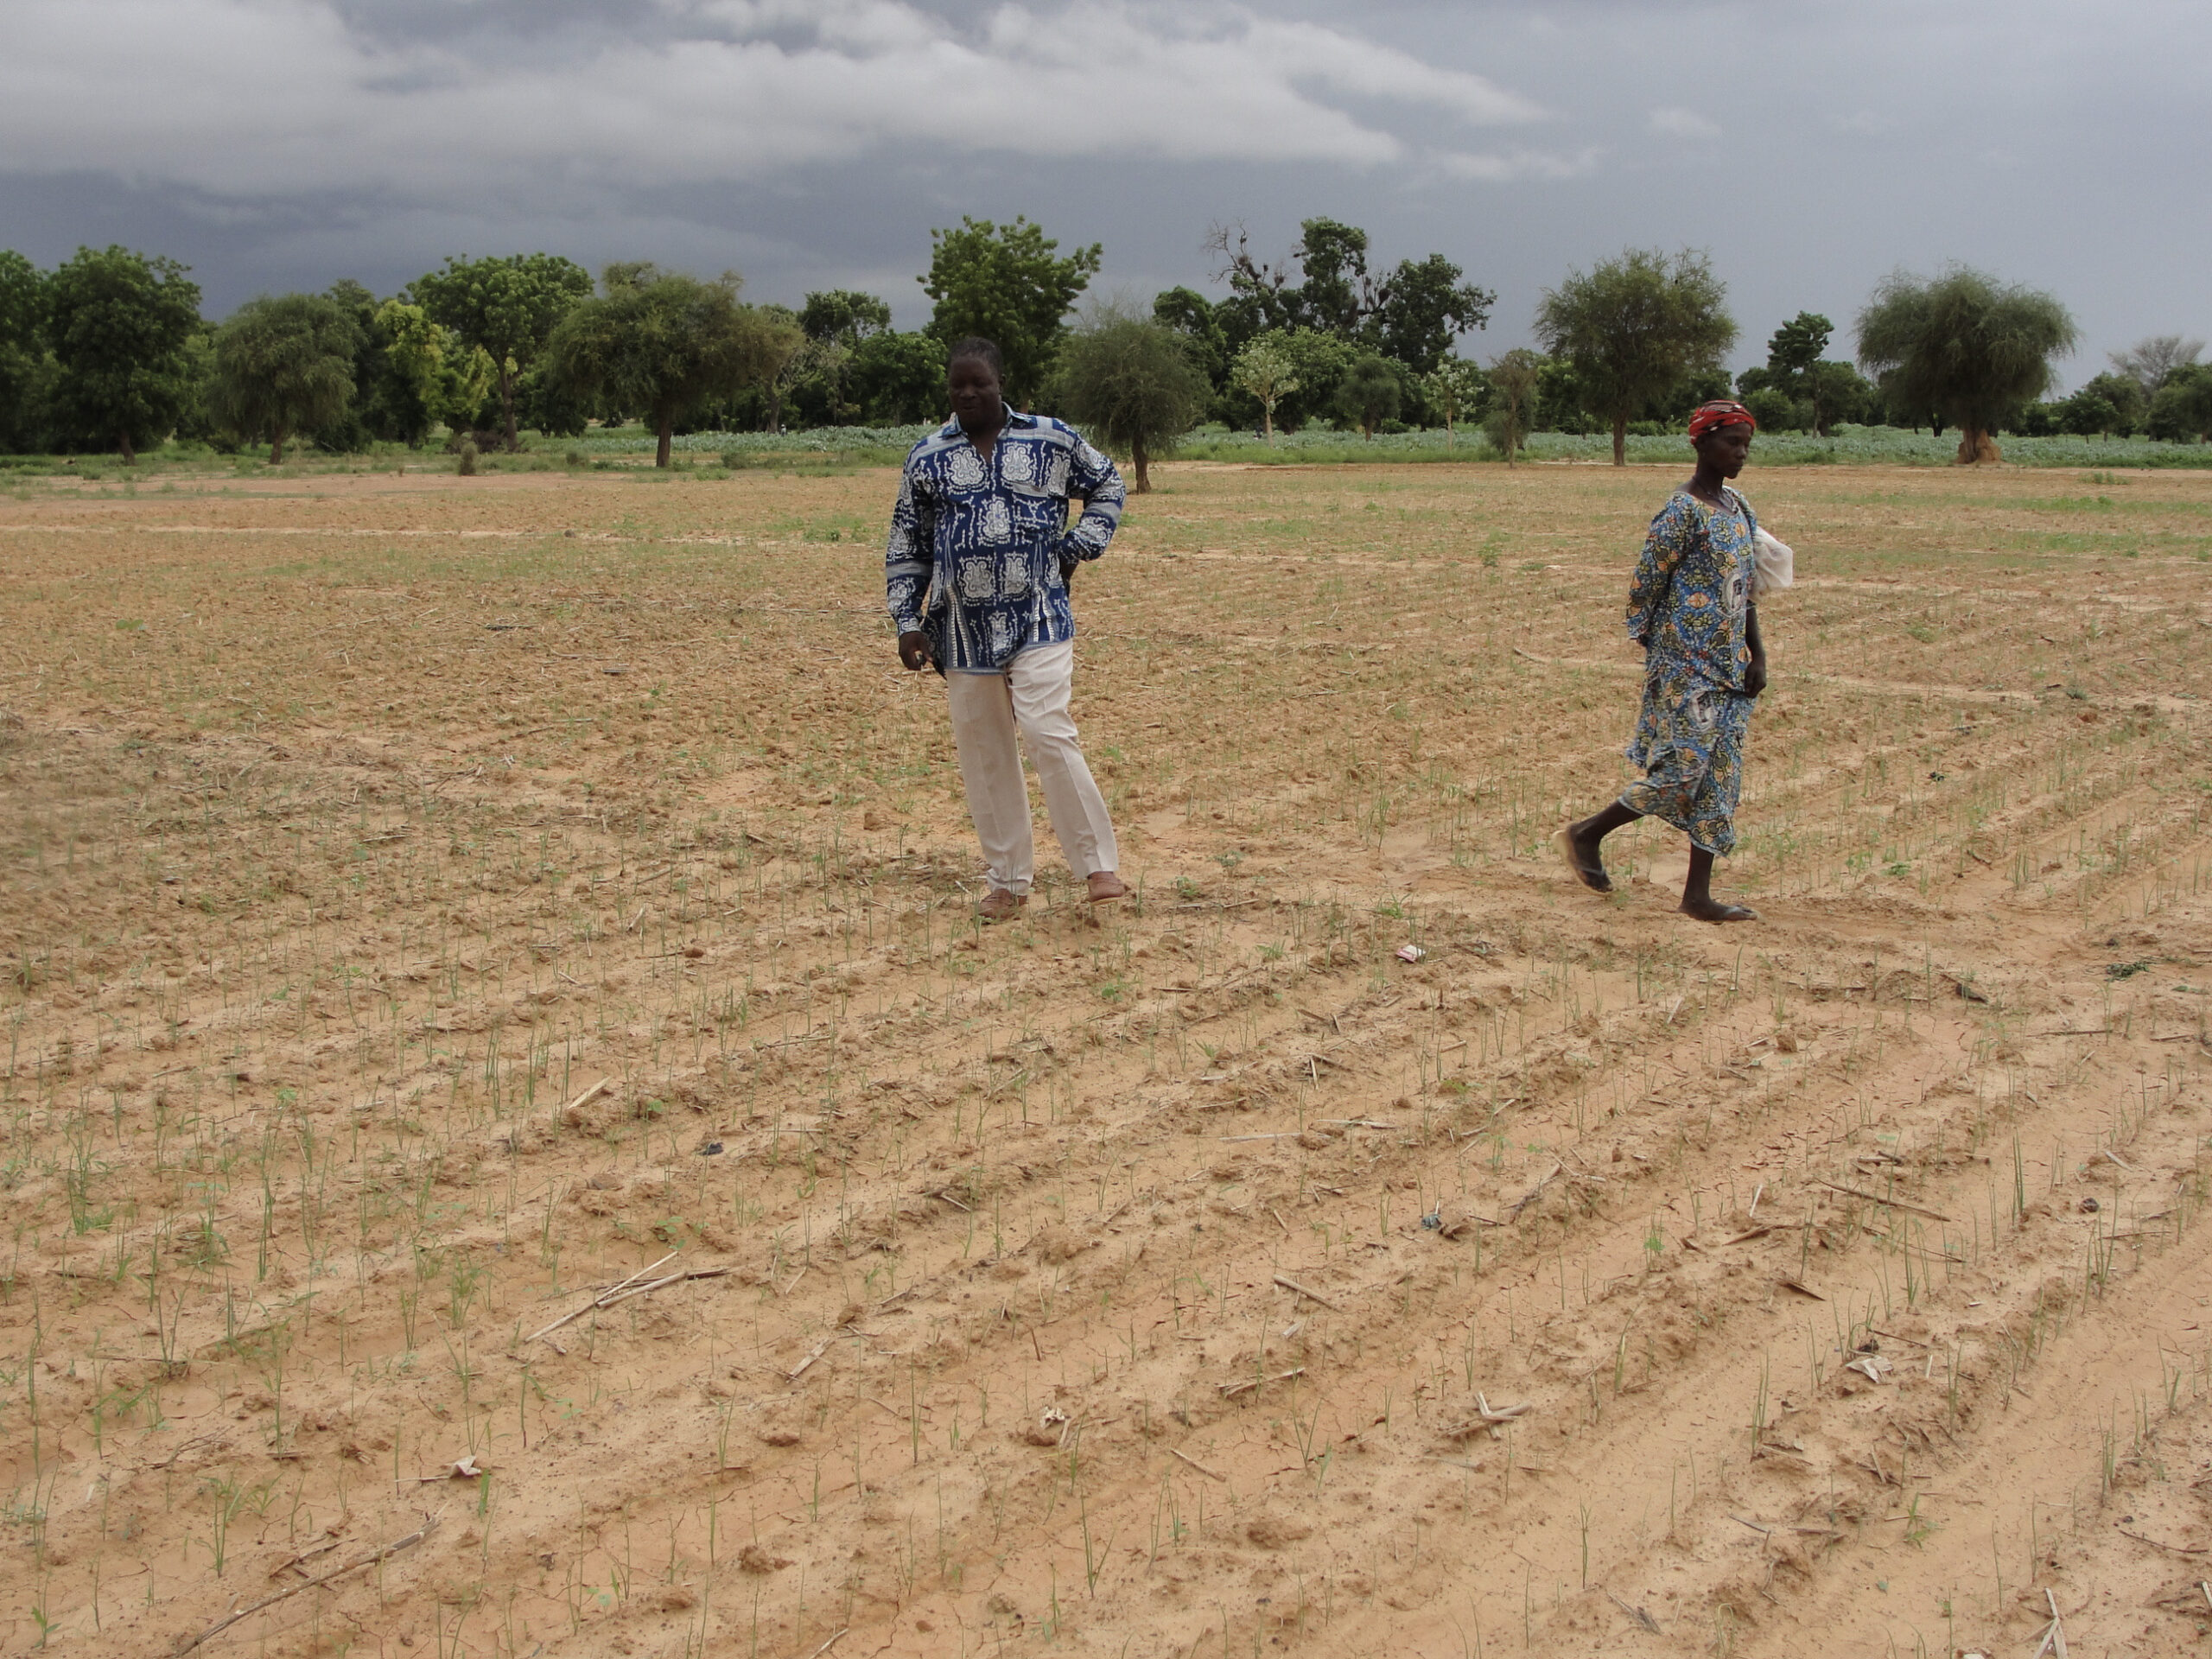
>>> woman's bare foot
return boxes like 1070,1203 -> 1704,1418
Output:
1556,823 -> 1611,893
1680,895 -> 1757,923
1086,871 -> 1128,903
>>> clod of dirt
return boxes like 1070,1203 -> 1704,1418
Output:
1030,1224 -> 1089,1263
2082,1197 -> 2101,1213
1245,1508 -> 1314,1548
735,1544 -> 792,1574
1431,1199 -> 1489,1240
755,1405 -> 807,1447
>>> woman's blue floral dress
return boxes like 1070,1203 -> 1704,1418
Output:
1618,486 -> 1758,855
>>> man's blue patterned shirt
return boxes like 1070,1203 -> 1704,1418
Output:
884,406 -> 1125,673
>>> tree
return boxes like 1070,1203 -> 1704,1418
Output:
788,291 -> 893,427
1423,357 -> 1484,447
2069,371 -> 2145,436
1535,249 -> 1735,465
920,217 -> 1099,407
849,332 -> 948,424
1269,328 -> 1357,431
1229,335 -> 1299,442
1371,253 -> 1494,374
210,293 -> 362,464
1484,349 -> 1542,465
545,267 -> 782,467
1855,267 -> 2076,464
799,289 -> 891,349
752,305 -> 812,435
1208,219 -> 1491,368
410,253 -> 592,451
1766,312 -> 1831,379
0,251 -> 44,453
2146,365 -> 2212,443
2056,387 -> 2120,438
2110,334 -> 2204,400
1053,312 -> 1209,493
1740,386 -> 1796,435
377,300 -> 497,440
1335,353 -> 1402,438
44,246 -> 203,462
1151,287 -> 1229,391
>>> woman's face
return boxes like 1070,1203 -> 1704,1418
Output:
1694,423 -> 1753,477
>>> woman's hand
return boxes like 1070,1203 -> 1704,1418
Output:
1744,656 -> 1768,696
898,630 -> 934,672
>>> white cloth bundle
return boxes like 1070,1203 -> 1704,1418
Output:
1753,528 -> 1794,598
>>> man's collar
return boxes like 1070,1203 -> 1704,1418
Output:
940,402 -> 1037,438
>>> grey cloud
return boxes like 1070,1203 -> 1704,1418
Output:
1,0 -> 2205,385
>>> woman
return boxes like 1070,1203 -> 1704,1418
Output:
1558,401 -> 1768,922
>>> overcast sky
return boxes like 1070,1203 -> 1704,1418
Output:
3,0 -> 2205,387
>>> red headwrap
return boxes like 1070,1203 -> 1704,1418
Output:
1688,400 -> 1756,439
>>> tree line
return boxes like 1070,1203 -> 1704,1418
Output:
1,223 -> 2206,478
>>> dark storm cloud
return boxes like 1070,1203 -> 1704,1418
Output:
2,0 -> 2205,384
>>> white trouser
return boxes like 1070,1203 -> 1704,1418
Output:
944,639 -> 1118,895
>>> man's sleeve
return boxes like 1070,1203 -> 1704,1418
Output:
1625,498 -> 1691,646
886,460 -> 932,633
1059,434 -> 1125,563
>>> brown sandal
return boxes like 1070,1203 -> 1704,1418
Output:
1086,871 -> 1128,903
978,888 -> 1027,922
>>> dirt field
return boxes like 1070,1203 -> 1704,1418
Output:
2,455 -> 2209,1658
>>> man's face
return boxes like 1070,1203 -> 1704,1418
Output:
1695,423 -> 1753,477
948,356 -> 1004,432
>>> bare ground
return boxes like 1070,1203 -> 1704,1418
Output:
0,459 -> 2209,1657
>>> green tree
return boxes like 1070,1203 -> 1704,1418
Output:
1052,312 -> 1209,493
0,251 -> 45,452
1335,353 -> 1402,438
1740,386 -> 1796,435
1270,328 -> 1357,430
1766,312 -> 1830,379
784,291 -> 894,427
44,245 -> 203,462
1749,315 -> 1873,435
1423,357 -> 1485,447
210,293 -> 362,464
920,217 -> 1100,407
850,331 -> 949,424
752,304 -> 812,435
545,267 -> 781,467
1371,253 -> 1494,374
409,252 -> 592,451
2146,365 -> 2212,443
1483,349 -> 1542,465
1804,360 -> 1874,432
1208,219 -> 1491,370
1855,266 -> 2077,464
1228,334 -> 1299,442
1535,248 -> 1735,466
800,289 -> 892,349
2077,370 -> 2145,434
377,300 -> 497,439
1151,287 -> 1229,391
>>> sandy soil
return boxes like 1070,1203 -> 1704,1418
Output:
1,457 -> 2209,1657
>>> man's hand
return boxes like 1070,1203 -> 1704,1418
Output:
898,630 -> 934,672
1743,656 -> 1769,697
1059,551 -> 1079,589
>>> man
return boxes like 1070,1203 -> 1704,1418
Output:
885,338 -> 1129,921
1557,401 -> 1769,922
